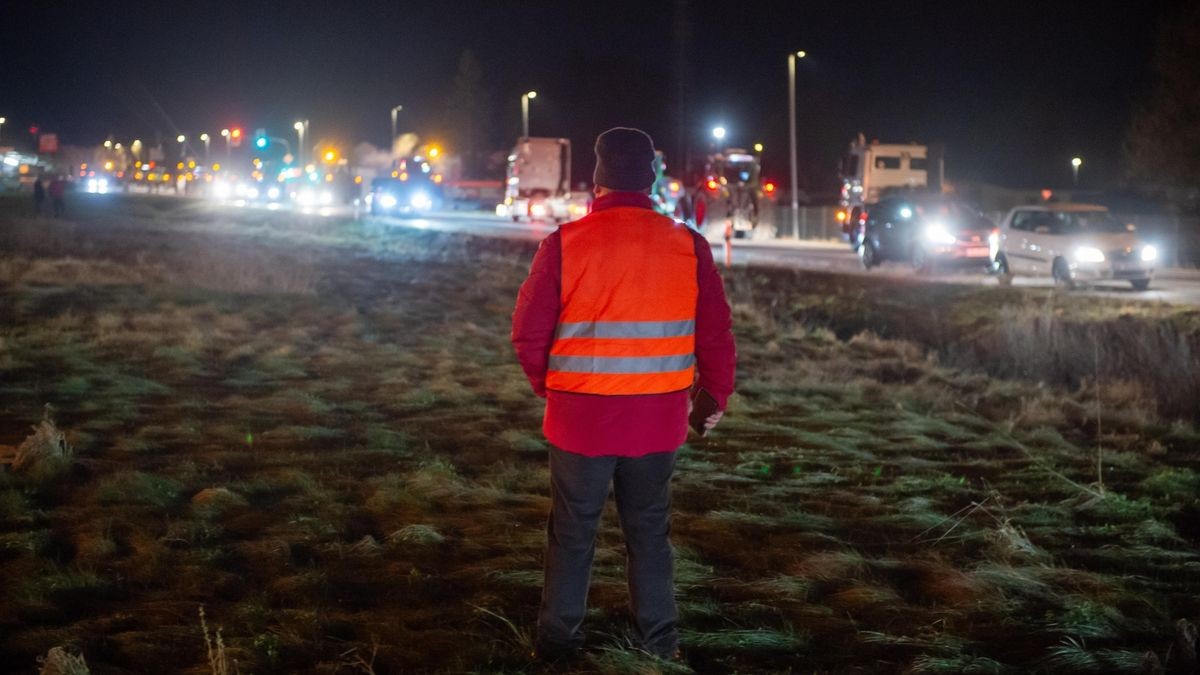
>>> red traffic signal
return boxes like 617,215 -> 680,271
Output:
230,128 -> 243,147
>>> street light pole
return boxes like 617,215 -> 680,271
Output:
200,133 -> 210,163
788,50 -> 806,239
390,105 -> 403,152
0,117 -> 6,144
1071,157 -> 1082,187
294,120 -> 309,166
220,129 -> 231,160
521,91 -> 537,138
176,134 -> 187,160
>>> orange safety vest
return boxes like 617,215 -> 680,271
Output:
546,206 -> 699,395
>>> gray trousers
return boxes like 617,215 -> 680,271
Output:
537,446 -> 678,657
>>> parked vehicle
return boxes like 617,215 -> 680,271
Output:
858,194 -> 996,272
495,137 -> 589,223
993,203 -> 1157,290
838,135 -> 937,249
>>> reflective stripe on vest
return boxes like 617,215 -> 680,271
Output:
556,319 -> 696,340
548,353 -> 697,374
546,207 -> 698,396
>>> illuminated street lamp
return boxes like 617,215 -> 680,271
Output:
0,117 -> 6,143
131,139 -> 142,159
788,49 -> 808,238
176,134 -> 186,159
294,120 -> 309,166
390,105 -> 403,149
753,143 -> 764,153
521,91 -> 537,138
1071,156 -> 1082,186
220,128 -> 231,160
200,133 -> 211,162
712,126 -> 727,141
103,139 -> 113,149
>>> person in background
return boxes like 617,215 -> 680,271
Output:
511,127 -> 736,661
32,175 -> 46,217
49,175 -> 67,218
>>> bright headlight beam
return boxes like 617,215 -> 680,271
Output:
1074,246 -> 1105,263
923,222 -> 957,245
1141,245 -> 1158,262
410,191 -> 433,211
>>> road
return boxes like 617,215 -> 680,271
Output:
251,200 -> 1200,306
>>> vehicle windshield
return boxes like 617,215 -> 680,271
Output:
721,162 -> 755,183
914,202 -> 975,220
910,201 -> 991,230
1019,210 -> 1126,235
1047,211 -> 1127,235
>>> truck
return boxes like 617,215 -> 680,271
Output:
673,148 -> 776,238
495,137 -> 589,223
838,135 -> 939,248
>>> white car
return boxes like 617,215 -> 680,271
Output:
993,204 -> 1157,290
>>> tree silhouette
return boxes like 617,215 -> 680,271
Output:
1125,4 -> 1200,189
444,50 -> 492,178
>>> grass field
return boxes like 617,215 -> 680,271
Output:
1,195 -> 1198,674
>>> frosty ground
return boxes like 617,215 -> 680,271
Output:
1,195 -> 1198,674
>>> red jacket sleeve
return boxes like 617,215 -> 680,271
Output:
511,231 -> 562,398
692,232 -> 736,409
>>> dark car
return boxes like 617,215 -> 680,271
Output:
368,158 -> 444,216
858,196 -> 997,273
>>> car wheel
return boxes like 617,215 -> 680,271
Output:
860,241 -> 879,269
994,253 -> 1014,286
911,245 -> 932,275
1052,257 -> 1075,290
1130,278 -> 1151,291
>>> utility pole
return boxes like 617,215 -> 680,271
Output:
788,50 -> 806,238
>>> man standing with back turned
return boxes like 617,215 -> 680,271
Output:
512,127 -> 736,660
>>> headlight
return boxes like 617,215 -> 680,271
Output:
213,181 -> 232,199
296,188 -> 316,206
267,186 -> 281,200
1141,245 -> 1158,262
378,193 -> 398,209
410,191 -> 433,211
1074,246 -> 1105,263
923,222 -> 957,245
530,202 -> 548,218
86,178 -> 98,193
319,190 -> 333,205
245,186 -> 259,199
97,178 -> 108,194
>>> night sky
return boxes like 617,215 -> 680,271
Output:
0,0 -> 1180,192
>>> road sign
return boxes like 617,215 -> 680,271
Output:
37,133 -> 58,153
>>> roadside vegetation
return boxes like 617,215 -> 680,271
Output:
1,195 -> 1197,673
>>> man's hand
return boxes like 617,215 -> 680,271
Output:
704,410 -> 724,431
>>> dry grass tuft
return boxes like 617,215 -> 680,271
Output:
37,646 -> 91,675
12,414 -> 73,480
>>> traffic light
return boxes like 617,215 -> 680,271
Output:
255,136 -> 268,149
230,128 -> 243,147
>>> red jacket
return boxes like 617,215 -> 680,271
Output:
511,192 -> 736,457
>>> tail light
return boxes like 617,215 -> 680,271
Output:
705,179 -> 719,192
763,181 -> 776,194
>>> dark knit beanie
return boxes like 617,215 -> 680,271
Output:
593,127 -> 656,191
